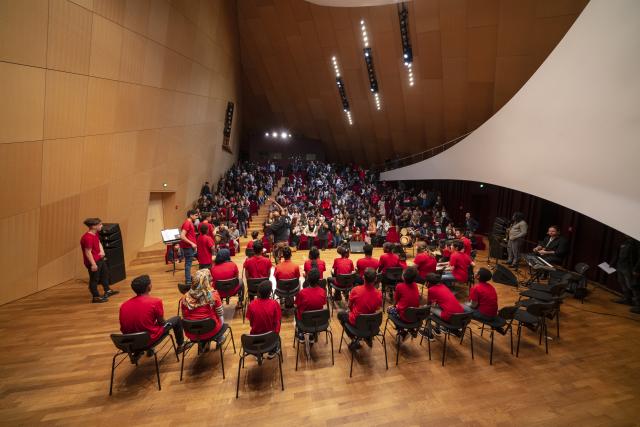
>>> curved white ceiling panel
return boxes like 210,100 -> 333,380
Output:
381,0 -> 640,240
305,0 -> 405,7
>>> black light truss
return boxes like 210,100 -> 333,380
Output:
336,76 -> 350,111
363,47 -> 379,93
398,2 -> 413,65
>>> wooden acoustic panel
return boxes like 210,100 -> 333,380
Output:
0,0 -> 49,67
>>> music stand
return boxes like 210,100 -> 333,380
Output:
161,228 -> 183,276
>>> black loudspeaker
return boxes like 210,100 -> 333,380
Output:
108,261 -> 126,284
349,241 -> 365,254
493,264 -> 518,287
105,247 -> 125,266
101,223 -> 121,236
488,236 -> 505,259
99,223 -> 126,284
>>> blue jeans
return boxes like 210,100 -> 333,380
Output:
182,247 -> 195,284
332,234 -> 341,248
441,272 -> 455,287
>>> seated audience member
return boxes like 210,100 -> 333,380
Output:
422,273 -> 464,340
243,240 -> 272,283
274,246 -> 300,307
303,246 -> 327,281
328,246 -> 355,301
454,228 -> 473,256
228,224 -> 240,253
246,281 -> 282,357
246,231 -> 260,251
196,223 -> 215,269
181,269 -> 224,351
387,266 -> 421,340
119,275 -> 185,353
337,268 -> 382,350
378,242 -> 400,274
355,244 -> 379,284
294,268 -> 327,342
464,268 -> 499,323
211,249 -> 242,306
413,242 -> 437,281
441,241 -> 474,286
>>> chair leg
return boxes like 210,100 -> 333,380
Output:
516,323 -> 522,358
349,346 -> 355,378
109,352 -> 119,396
180,344 -> 188,381
295,338 -> 300,371
442,332 -> 448,367
219,344 -> 225,379
480,323 -> 485,337
544,321 -> 549,354
278,349 -> 285,391
229,327 -> 236,354
338,328 -> 345,353
329,330 -> 334,365
292,330 -> 296,349
469,327 -> 474,360
382,334 -> 388,370
489,329 -> 495,365
168,334 -> 179,361
556,311 -> 560,338
427,331 -> 431,360
236,354 -> 243,399
154,352 -> 161,391
509,325 -> 514,355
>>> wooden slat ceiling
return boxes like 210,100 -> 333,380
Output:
238,0 -> 588,164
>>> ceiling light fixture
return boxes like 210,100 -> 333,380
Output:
360,19 -> 381,110
398,2 -> 414,87
331,56 -> 353,125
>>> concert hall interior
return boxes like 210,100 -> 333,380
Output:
1,0 -> 640,425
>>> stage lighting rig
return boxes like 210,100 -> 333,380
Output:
360,20 -> 381,110
331,56 -> 353,125
398,2 -> 414,86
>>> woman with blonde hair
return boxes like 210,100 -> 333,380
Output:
181,269 -> 224,351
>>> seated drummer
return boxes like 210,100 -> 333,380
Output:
533,225 -> 569,265
328,246 -> 355,301
463,268 -> 499,324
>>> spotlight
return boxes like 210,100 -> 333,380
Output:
281,132 -> 287,139
288,133 -> 292,138
265,132 -> 269,137
272,132 -> 277,138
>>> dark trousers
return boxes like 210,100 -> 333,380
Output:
88,258 -> 111,297
183,247 -> 195,284
161,316 -> 184,346
318,238 -> 328,250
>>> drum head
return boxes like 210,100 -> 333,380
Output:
400,228 -> 409,236
400,235 -> 411,246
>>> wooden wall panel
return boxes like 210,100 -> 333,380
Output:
0,0 -> 49,67
93,0 -> 126,25
47,0 -> 93,74
0,62 -> 45,144
123,0 -> 150,34
41,137 -> 84,205
89,14 -> 123,79
38,195 -> 81,267
85,77 -> 119,134
37,249 -> 76,291
0,142 -> 43,220
0,210 -> 39,305
119,29 -> 146,83
44,70 -> 89,139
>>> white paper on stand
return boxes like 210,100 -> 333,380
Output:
597,262 -> 616,274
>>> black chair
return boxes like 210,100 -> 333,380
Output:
109,331 -> 178,395
293,309 -> 334,370
474,306 -> 517,365
236,332 -> 284,398
328,273 -> 356,313
177,282 -> 191,315
381,267 -> 403,308
179,319 -> 236,380
567,262 -> 590,302
512,302 -> 555,357
338,312 -> 388,377
519,282 -> 568,338
423,312 -> 474,366
383,305 -> 430,365
274,278 -> 300,311
245,247 -> 255,257
216,277 -> 244,318
466,264 -> 475,290
244,277 -> 269,322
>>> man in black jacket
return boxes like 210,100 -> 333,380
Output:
533,225 -> 569,265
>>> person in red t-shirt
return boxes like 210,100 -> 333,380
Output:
378,242 -> 400,274
464,268 -> 499,322
179,210 -> 198,285
274,247 -> 300,281
119,275 -> 185,354
387,266 -> 421,326
303,246 -> 327,282
442,241 -> 474,286
355,244 -> 379,285
243,240 -> 272,281
181,269 -> 225,351
246,231 -> 260,251
80,217 -> 118,303
422,273 -> 464,340
295,269 -> 327,343
337,268 -> 382,350
328,246 -> 355,301
455,228 -> 473,256
413,242 -> 437,281
210,249 -> 242,304
246,281 -> 282,355
196,223 -> 215,269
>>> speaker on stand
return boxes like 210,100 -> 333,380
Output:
100,223 -> 126,284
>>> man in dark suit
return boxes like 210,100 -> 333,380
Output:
533,225 -> 569,265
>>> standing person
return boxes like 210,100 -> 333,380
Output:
196,223 -> 215,269
267,199 -> 289,263
610,236 -> 640,312
465,212 -> 479,234
180,210 -> 198,285
506,212 -> 528,268
80,218 -> 118,303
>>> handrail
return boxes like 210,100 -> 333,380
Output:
372,131 -> 472,174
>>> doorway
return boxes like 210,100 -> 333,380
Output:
144,193 -> 165,247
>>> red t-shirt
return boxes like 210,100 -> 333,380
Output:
356,256 -> 379,278
243,255 -> 272,279
246,298 -> 282,334
179,219 -> 196,248
348,284 -> 382,325
295,286 -> 327,320
461,236 -> 472,256
427,284 -> 463,321
274,260 -> 300,280
207,222 -> 215,237
332,257 -> 354,275
449,251 -> 472,283
196,234 -> 214,265
80,231 -> 103,268
304,259 -> 327,278
211,261 -> 239,297
378,252 -> 400,273
394,282 -> 420,322
119,295 -> 165,343
413,252 -> 437,278
181,295 -> 223,341
246,240 -> 255,249
469,282 -> 498,318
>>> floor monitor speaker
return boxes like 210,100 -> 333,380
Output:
493,264 -> 518,287
349,241 -> 365,254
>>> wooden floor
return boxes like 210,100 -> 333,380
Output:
2,234 -> 640,425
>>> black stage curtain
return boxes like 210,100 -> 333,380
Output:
409,180 -> 626,293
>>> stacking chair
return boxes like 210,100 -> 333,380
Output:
216,277 -> 244,318
328,273 -> 356,313
244,277 -> 269,322
180,319 -> 236,380
274,278 -> 300,312
109,331 -> 178,395
338,312 -> 388,377
512,302 -> 555,357
236,332 -> 284,398
177,282 -> 191,315
381,267 -> 403,309
423,312 -> 474,366
474,306 -> 517,365
383,305 -> 430,365
519,282 -> 568,338
293,309 -> 334,370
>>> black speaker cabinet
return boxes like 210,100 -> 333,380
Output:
100,223 -> 121,236
349,241 -> 365,254
493,264 -> 518,287
108,261 -> 126,284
